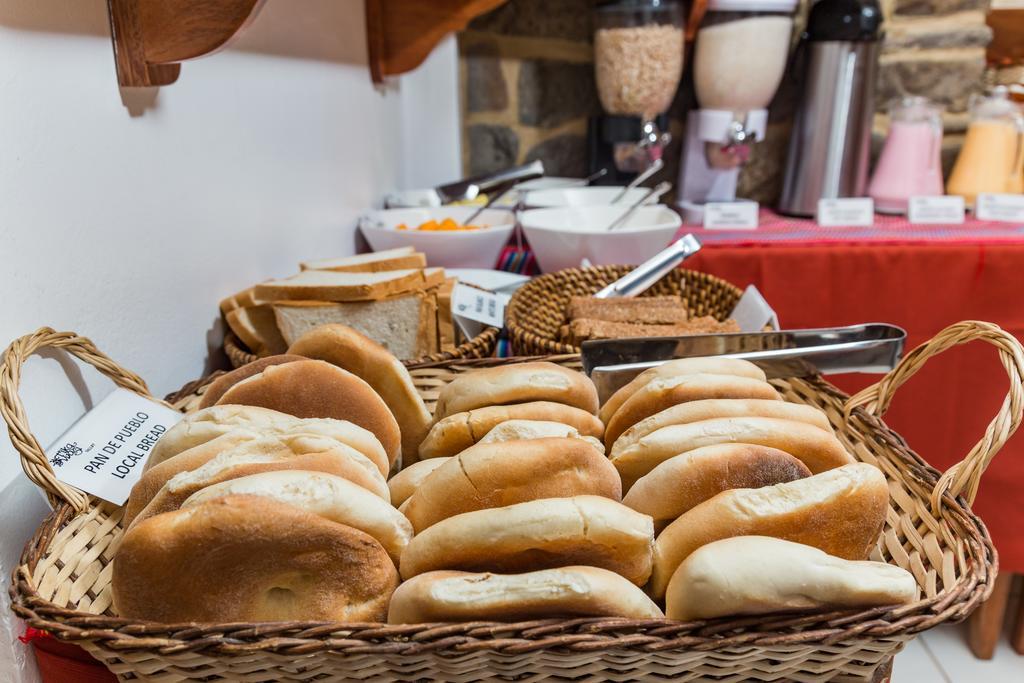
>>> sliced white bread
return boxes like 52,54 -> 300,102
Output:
254,267 -> 445,303
301,247 -> 427,273
225,305 -> 287,356
273,293 -> 435,358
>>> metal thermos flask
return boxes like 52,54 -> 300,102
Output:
778,0 -> 884,216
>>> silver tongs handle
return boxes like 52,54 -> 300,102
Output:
594,234 -> 702,299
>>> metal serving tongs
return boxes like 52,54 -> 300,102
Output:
582,323 -> 908,402
435,160 -> 545,204
594,234 -> 702,299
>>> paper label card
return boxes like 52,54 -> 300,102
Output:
730,285 -> 780,332
975,193 -> 1024,223
908,196 -> 965,224
45,388 -> 184,505
816,198 -> 874,227
703,201 -> 759,230
451,283 -> 510,339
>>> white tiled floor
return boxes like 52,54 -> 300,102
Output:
892,623 -> 1022,681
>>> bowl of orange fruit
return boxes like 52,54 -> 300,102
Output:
358,207 -> 516,268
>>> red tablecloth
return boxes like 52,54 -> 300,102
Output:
687,240 -> 1024,572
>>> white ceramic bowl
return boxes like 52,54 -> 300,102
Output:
522,186 -> 658,208
520,205 -> 683,273
358,207 -> 516,269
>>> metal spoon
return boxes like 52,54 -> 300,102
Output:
606,181 -> 672,232
462,181 -> 518,224
611,158 -> 664,203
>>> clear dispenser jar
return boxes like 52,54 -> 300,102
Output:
593,0 -> 685,120
947,87 -> 1024,205
868,96 -> 945,214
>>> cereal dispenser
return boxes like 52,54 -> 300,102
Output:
677,0 -> 797,221
588,0 -> 685,179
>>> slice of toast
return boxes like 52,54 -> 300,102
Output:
255,267 -> 445,303
436,277 -> 458,353
225,305 -> 288,356
300,247 -> 427,273
561,317 -> 740,346
567,296 -> 688,324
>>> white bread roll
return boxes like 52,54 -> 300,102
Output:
216,360 -> 401,468
399,496 -> 654,585
611,416 -> 855,490
126,434 -> 389,527
649,463 -> 888,598
389,567 -> 664,624
287,324 -> 432,465
598,357 -> 767,425
388,458 -> 450,507
622,443 -> 811,525
611,398 -> 833,458
145,405 -> 388,477
604,374 -> 780,447
666,536 -> 917,621
402,438 -> 621,532
112,495 -> 399,623
478,419 -> 605,454
433,362 -> 599,421
419,401 -> 604,460
182,470 -> 412,564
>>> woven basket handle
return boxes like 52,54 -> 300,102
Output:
0,328 -> 155,512
844,321 -> 1024,513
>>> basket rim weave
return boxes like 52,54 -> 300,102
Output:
4,323 -> 1022,661
224,326 -> 500,369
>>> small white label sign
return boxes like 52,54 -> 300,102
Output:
703,201 -> 759,230
976,193 -> 1024,223
908,196 -> 965,224
45,389 -> 183,505
451,282 -> 509,333
816,198 -> 874,227
730,285 -> 780,332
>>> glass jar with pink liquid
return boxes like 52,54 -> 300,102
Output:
867,96 -> 945,214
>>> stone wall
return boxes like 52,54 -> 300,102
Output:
459,0 -> 993,202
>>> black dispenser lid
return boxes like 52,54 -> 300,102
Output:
805,0 -> 883,42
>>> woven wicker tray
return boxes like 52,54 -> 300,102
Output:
506,265 -> 744,355
3,322 -> 1023,682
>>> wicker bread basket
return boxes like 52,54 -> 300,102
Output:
506,265 -> 744,355
224,325 -> 500,369
4,322 -> 1023,682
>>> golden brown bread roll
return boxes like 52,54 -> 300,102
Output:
388,567 -> 664,624
112,495 -> 399,623
648,463 -> 888,599
402,438 -> 622,532
182,470 -> 413,564
418,401 -> 604,459
387,457 -> 450,507
433,362 -> 599,421
287,324 -> 432,466
665,536 -> 917,621
215,359 -> 401,467
146,405 -> 389,477
127,434 -> 390,527
604,373 -> 781,448
399,496 -> 654,585
611,416 -> 855,490
478,419 -> 605,453
197,355 -> 307,409
622,443 -> 811,526
611,398 -> 833,458
598,357 -> 767,425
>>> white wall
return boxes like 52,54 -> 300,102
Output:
0,1 -> 460,679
